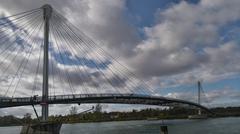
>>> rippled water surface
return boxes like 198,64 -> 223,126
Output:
0,117 -> 239,134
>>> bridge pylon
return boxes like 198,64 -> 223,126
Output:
42,4 -> 52,122
21,4 -> 62,134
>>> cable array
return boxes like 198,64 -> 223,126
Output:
49,10 -> 155,95
0,7 -> 155,98
0,9 -> 43,97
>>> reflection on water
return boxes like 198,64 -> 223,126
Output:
1,117 -> 240,134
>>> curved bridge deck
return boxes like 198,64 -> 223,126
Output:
0,94 -> 212,113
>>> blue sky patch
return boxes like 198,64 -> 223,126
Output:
49,45 -> 111,69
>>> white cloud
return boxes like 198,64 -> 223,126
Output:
124,0 -> 240,89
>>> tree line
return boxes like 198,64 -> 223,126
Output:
0,105 -> 240,126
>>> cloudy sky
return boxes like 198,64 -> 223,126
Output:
0,0 -> 240,117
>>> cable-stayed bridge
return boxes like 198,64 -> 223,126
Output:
0,93 -> 211,113
0,4 -> 212,123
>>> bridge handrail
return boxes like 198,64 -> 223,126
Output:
0,93 -> 153,102
0,93 -> 190,105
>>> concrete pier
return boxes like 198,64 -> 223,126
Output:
20,122 -> 62,134
160,125 -> 168,134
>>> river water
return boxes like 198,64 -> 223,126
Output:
0,117 -> 239,134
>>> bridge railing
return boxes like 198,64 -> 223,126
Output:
0,93 -> 151,103
0,93 -> 183,105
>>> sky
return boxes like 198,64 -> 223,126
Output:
0,0 -> 240,117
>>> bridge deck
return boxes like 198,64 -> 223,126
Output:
0,94 -> 212,113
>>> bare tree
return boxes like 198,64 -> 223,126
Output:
94,103 -> 102,113
23,113 -> 32,123
69,106 -> 78,115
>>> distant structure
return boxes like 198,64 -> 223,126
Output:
188,81 -> 208,119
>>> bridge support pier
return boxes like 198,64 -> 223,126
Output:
160,125 -> 168,134
20,122 -> 62,134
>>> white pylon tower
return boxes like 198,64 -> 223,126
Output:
197,81 -> 202,115
42,4 -> 52,122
